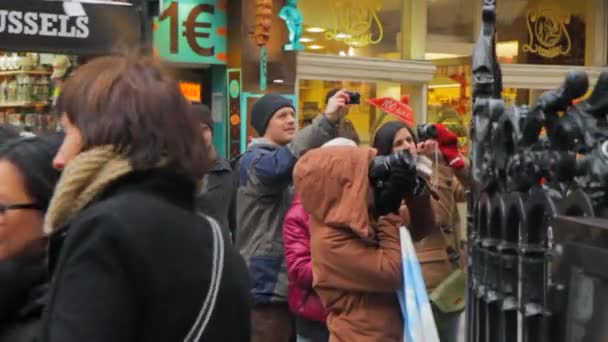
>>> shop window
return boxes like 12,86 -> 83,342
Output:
426,0 -> 477,61
427,0 -> 603,67
0,52 -> 75,134
427,0 -> 476,40
299,0 -> 402,59
495,0 -> 590,66
298,79 -> 407,145
427,62 -> 471,152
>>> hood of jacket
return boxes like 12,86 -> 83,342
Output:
247,137 -> 278,150
293,146 -> 376,239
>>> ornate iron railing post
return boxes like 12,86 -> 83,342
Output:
468,1 -> 608,341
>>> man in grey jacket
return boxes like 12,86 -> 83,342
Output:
236,91 -> 350,342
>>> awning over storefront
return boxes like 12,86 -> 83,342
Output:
0,0 -> 141,55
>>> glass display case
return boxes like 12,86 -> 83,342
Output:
0,52 -> 66,133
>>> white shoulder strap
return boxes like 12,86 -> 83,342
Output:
184,214 -> 225,342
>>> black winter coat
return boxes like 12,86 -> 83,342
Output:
40,169 -> 251,342
0,259 -> 46,342
196,156 -> 234,240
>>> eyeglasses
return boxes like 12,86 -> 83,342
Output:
0,202 -> 43,215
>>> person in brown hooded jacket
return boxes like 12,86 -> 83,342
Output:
293,146 -> 435,342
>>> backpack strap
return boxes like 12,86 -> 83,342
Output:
184,214 -> 225,342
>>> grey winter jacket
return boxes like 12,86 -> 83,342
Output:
235,115 -> 338,304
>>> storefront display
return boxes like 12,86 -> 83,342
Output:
0,0 -> 141,134
0,52 -> 71,133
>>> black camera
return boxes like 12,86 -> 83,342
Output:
417,124 -> 437,142
369,150 -> 417,190
345,91 -> 361,105
369,149 -> 422,218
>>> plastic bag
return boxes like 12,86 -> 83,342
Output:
397,226 -> 440,342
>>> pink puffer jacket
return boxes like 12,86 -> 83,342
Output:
283,194 -> 327,323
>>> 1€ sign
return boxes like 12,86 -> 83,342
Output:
153,0 -> 227,65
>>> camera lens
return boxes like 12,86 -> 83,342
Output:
417,124 -> 437,141
369,150 -> 416,186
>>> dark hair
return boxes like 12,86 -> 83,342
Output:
0,124 -> 21,145
325,88 -> 341,105
56,55 -> 208,180
191,103 -> 214,132
338,119 -> 360,145
0,134 -> 63,212
372,121 -> 418,156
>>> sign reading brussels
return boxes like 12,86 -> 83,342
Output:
0,0 -> 140,55
154,0 -> 227,65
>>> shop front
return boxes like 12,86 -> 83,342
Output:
152,0 -> 229,156
224,0 -> 298,157
423,0 -> 607,237
297,53 -> 435,145
293,0 -> 608,150
0,0 -> 141,134
425,0 -> 608,152
295,0 -> 435,145
289,0 -> 607,240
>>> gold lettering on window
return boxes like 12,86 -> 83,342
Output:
523,8 -> 572,58
325,1 -> 383,48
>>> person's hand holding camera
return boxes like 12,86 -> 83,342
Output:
374,172 -> 413,218
417,139 -> 442,162
371,151 -> 420,218
324,89 -> 350,123
434,124 -> 465,169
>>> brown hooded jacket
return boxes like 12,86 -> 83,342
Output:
294,146 -> 435,342
415,162 -> 469,291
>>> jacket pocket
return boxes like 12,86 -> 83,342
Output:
248,255 -> 283,304
417,249 -> 455,290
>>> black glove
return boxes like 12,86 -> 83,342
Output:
373,163 -> 419,218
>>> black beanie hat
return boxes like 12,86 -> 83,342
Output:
191,103 -> 214,133
372,121 -> 418,156
250,93 -> 294,136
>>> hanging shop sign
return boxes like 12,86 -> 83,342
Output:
523,8 -> 572,59
0,0 -> 140,55
154,0 -> 227,65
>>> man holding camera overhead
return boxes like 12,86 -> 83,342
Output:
235,90 -> 352,342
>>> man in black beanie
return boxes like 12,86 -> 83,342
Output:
191,103 -> 234,241
236,90 -> 351,342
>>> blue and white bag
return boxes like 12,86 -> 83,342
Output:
397,226 -> 440,342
